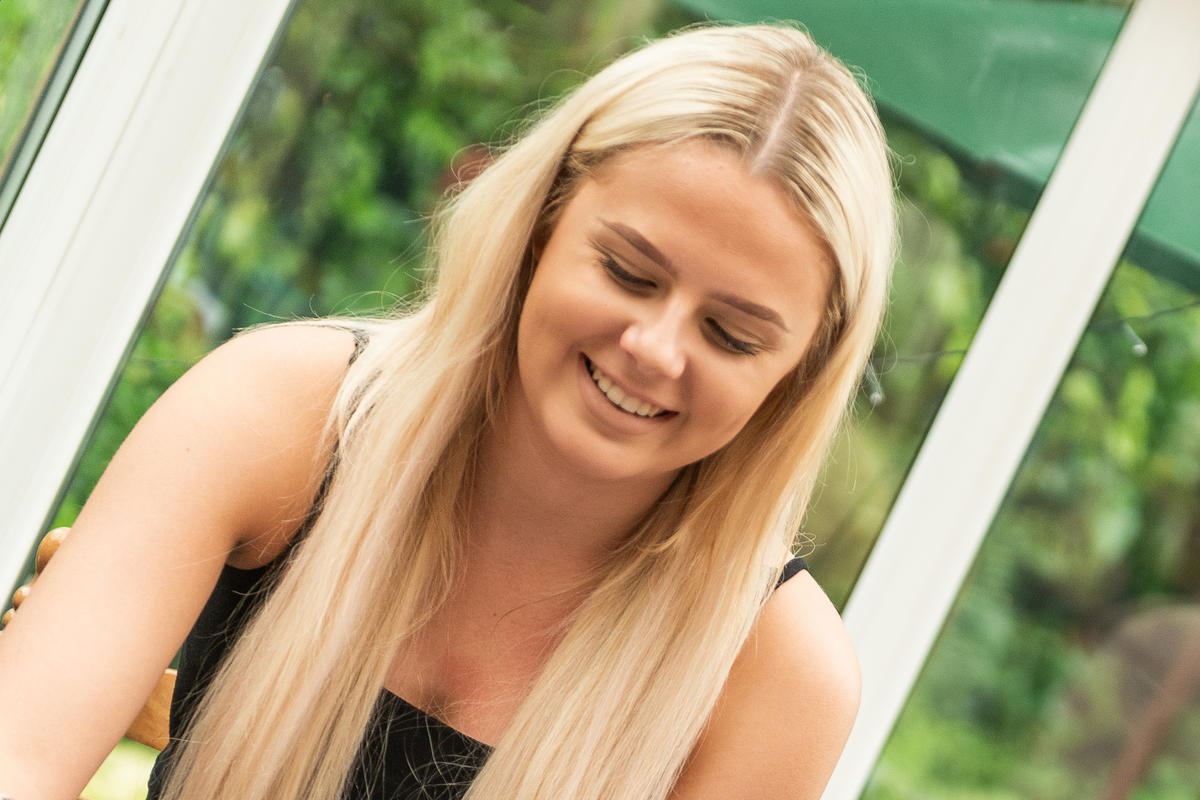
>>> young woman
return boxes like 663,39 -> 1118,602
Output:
0,23 -> 893,800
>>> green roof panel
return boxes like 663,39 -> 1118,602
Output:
676,0 -> 1199,291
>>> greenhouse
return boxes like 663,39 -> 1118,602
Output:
1,0 -> 1198,797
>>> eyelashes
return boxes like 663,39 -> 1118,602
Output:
592,246 -> 763,356
599,253 -> 655,290
706,320 -> 762,355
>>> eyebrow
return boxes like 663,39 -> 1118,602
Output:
601,219 -> 791,332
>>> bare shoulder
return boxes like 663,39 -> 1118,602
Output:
672,571 -> 860,800
193,322 -> 360,425
188,323 -> 364,562
0,324 -> 361,798
198,321 -> 362,390
97,322 -> 362,566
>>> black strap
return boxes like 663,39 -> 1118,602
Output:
347,327 -> 370,363
776,556 -> 808,589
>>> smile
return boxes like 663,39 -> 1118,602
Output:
584,357 -> 670,418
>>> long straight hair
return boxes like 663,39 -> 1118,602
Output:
159,24 -> 894,800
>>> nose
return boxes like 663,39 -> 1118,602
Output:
619,305 -> 687,379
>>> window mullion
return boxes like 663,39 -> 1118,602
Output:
827,0 -> 1200,796
0,0 -> 294,589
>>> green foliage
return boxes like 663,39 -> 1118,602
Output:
864,262 -> 1200,798
58,0 -> 687,522
57,0 -> 690,796
0,0 -> 81,166
18,0 -> 1195,796
815,71 -> 1200,800
811,123 -> 1028,607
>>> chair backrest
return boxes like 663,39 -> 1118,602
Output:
2,527 -> 175,751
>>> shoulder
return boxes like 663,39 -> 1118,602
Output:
202,322 -> 363,381
0,324 -> 363,794
163,323 -> 360,444
150,323 -> 364,562
671,572 -> 860,800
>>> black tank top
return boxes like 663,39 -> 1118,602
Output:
145,330 -> 809,799
145,553 -> 808,799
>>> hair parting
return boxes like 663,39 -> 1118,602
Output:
157,23 -> 894,800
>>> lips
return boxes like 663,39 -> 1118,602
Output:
583,356 -> 674,419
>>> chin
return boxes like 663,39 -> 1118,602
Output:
540,424 -> 665,487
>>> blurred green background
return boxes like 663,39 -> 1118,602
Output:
5,0 -> 1198,798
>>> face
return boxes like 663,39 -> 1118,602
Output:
509,140 -> 832,487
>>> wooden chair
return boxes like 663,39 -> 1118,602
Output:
2,527 -> 176,751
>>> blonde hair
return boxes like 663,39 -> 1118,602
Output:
159,23 -> 893,800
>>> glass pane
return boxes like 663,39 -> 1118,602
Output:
0,0 -> 103,226
31,0 -> 1141,794
670,1 -> 1131,606
45,5 -> 1133,613
49,0 -> 695,796
50,0 -> 695,527
864,102 -> 1200,799
808,122 -> 1036,605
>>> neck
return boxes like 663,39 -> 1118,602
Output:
467,407 -> 676,586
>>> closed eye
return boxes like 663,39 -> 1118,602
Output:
598,251 -> 656,290
706,319 -> 762,356
593,241 -> 762,356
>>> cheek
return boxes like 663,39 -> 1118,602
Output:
517,269 -> 592,383
693,367 -> 792,450
690,382 -> 768,452
521,264 -> 616,348
519,267 -> 570,346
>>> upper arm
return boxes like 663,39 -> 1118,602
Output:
0,324 -> 358,800
671,572 -> 861,800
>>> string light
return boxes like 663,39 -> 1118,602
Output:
861,299 -> 1200,404
1121,322 -> 1148,357
863,362 -> 885,406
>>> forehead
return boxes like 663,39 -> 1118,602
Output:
565,141 -> 832,340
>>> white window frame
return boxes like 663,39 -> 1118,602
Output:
0,1 -> 1197,797
0,0 -> 294,587
0,0 -> 108,228
827,0 -> 1200,796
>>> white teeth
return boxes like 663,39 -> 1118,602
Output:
589,363 -> 665,418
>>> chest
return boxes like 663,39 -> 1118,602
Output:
382,596 -> 562,746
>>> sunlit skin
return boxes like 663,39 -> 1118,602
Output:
504,140 -> 833,499
389,140 -> 840,741
0,115 -> 859,800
